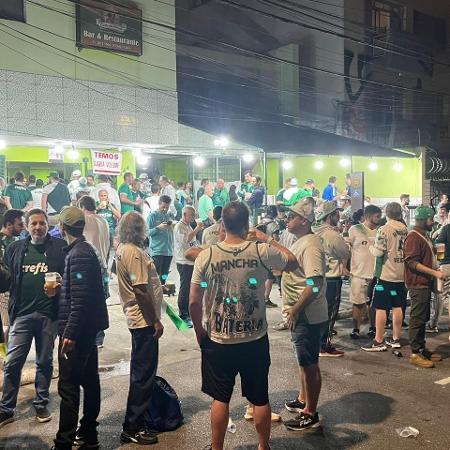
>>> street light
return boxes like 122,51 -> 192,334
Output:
242,153 -> 254,163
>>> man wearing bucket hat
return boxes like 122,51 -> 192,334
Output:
313,201 -> 350,357
404,206 -> 445,368
282,199 -> 328,431
52,207 -> 108,450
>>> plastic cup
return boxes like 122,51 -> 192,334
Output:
436,243 -> 445,261
45,272 -> 59,297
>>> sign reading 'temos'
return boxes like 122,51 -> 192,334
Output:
91,150 -> 122,175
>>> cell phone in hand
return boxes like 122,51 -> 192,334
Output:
165,220 -> 173,226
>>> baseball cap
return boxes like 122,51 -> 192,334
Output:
139,173 -> 149,180
290,178 -> 298,187
340,194 -> 351,201
289,199 -> 315,223
72,170 -> 82,178
316,201 -> 342,221
415,205 -> 434,220
305,178 -> 314,184
59,206 -> 85,229
48,171 -> 59,179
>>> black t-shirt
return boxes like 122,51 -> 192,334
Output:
16,243 -> 54,319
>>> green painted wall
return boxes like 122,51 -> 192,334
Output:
266,159 -> 280,195
0,0 -> 176,90
159,159 -> 189,182
274,155 -> 422,199
1,147 -> 136,181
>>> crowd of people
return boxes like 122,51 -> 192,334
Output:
0,168 -> 448,450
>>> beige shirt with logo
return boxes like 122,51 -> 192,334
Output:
281,234 -> 328,325
191,241 -> 287,344
116,243 -> 163,329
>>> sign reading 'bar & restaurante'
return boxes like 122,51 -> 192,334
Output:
76,0 -> 143,56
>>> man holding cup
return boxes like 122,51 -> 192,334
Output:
0,208 -> 66,428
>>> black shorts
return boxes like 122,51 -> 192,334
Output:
291,322 -> 327,368
267,270 -> 276,281
201,334 -> 270,406
371,280 -> 407,311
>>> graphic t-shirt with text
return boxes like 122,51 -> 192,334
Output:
16,243 -> 54,318
191,241 -> 287,344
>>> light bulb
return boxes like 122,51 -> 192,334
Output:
368,161 -> 378,171
282,160 -> 293,170
137,154 -> 149,166
393,162 -> 403,172
242,154 -> 254,163
0,140 -> 6,150
193,156 -> 206,167
214,136 -> 230,149
67,149 -> 79,160
340,158 -> 351,168
314,160 -> 324,170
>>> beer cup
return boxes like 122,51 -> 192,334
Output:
45,272 -> 59,297
436,243 -> 446,261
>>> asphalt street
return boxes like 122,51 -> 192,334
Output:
0,288 -> 449,450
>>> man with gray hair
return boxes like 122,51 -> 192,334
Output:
362,202 -> 408,352
174,206 -> 204,327
115,212 -> 164,446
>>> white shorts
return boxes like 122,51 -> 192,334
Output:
350,277 -> 371,305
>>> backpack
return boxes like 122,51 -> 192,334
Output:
47,182 -> 71,214
144,376 -> 183,432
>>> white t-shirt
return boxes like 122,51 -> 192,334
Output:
142,195 -> 160,223
202,222 -> 221,246
32,188 -> 43,209
83,214 -> 110,267
348,223 -> 377,279
174,220 -> 199,265
370,219 -> 408,282
115,243 -> 162,329
68,179 -> 80,200
281,234 -> 328,325
191,241 -> 288,344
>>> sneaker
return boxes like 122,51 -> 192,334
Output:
367,327 -> 376,339
273,321 -> 288,331
385,321 -> 392,330
426,325 -> 439,334
332,329 -> 337,336
402,321 -> 409,329
183,318 -> 194,328
0,412 -> 14,429
35,406 -> 52,423
265,299 -> 278,308
385,338 -> 401,349
74,432 -> 99,449
284,412 -> 320,431
319,347 -> 344,357
361,340 -> 387,352
422,349 -> 443,362
285,399 -> 306,414
350,329 -> 360,339
120,429 -> 158,445
409,353 -> 434,368
243,406 -> 281,422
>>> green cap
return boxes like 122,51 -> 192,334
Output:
59,206 -> 85,229
414,205 -> 434,220
48,171 -> 59,178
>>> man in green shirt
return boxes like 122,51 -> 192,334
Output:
198,183 -> 215,224
212,178 -> 230,207
3,172 -> 33,211
286,179 -> 316,206
96,189 -> 121,237
276,179 -> 292,205
237,172 -> 254,202
196,178 -> 209,201
119,172 -> 141,215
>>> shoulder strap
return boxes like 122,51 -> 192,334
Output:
255,242 -> 271,272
